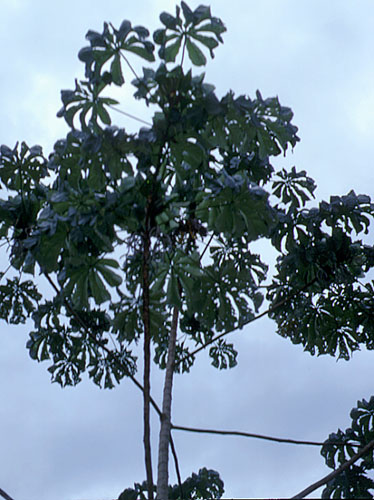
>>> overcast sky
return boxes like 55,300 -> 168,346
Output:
1,1 -> 374,499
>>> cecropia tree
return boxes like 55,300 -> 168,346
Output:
1,2 -> 374,499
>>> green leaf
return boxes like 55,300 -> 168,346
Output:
189,31 -> 218,51
97,103 -> 112,125
160,12 -> 180,30
97,264 -> 122,287
167,271 -> 181,308
72,273 -> 89,309
186,38 -> 207,66
88,270 -> 111,304
124,44 -> 155,62
197,20 -> 226,42
163,36 -> 182,62
111,54 -> 124,85
193,5 -> 211,23
181,1 -> 194,24
118,20 -> 132,41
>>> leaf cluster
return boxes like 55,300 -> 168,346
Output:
321,397 -> 374,498
118,467 -> 224,500
267,192 -> 374,360
0,0 -> 373,400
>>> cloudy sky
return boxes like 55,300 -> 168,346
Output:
1,0 -> 374,499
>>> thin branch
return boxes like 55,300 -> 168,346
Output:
199,233 -> 214,263
291,438 -> 374,499
171,425 -> 360,448
0,488 -> 15,500
0,262 -> 12,281
119,51 -> 140,81
108,104 -> 152,126
170,430 -> 184,499
177,279 -> 317,366
180,34 -> 187,67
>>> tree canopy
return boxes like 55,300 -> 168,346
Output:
1,2 -> 374,499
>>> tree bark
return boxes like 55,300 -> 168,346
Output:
142,227 -> 154,500
157,307 -> 179,500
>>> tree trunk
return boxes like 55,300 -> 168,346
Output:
142,228 -> 154,500
157,307 -> 179,500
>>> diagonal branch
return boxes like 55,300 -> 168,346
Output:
0,488 -> 15,500
176,279 -> 317,366
291,438 -> 374,499
108,104 -> 152,126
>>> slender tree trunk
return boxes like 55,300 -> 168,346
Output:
157,306 -> 179,500
142,227 -> 154,500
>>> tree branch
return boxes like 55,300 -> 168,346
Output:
199,233 -> 214,263
169,435 -> 183,499
46,272 -> 362,500
171,424 -> 359,448
177,279 -> 317,366
108,104 -> 152,126
291,438 -> 374,499
0,488 -> 15,500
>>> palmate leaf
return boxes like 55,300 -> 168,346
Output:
63,257 -> 121,308
0,277 -> 41,324
0,141 -> 48,191
154,2 -> 226,66
272,167 -> 316,208
209,339 -> 238,369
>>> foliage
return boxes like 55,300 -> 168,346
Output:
118,468 -> 224,500
321,397 -> 374,498
1,0 -> 374,497
0,1 -> 304,387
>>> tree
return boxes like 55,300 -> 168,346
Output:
1,2 -> 374,499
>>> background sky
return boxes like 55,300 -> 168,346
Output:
1,0 -> 374,499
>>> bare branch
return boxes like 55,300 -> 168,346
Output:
169,435 -> 183,499
199,233 -> 214,262
171,424 -> 359,448
291,438 -> 374,499
108,104 -> 152,126
0,487 -> 15,500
